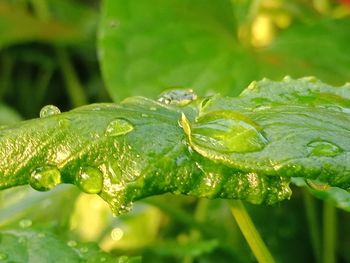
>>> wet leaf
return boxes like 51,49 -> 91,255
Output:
0,77 -> 349,214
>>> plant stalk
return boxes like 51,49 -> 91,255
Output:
229,200 -> 275,263
323,201 -> 336,263
303,189 -> 321,263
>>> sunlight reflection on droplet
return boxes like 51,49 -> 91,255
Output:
111,227 -> 124,241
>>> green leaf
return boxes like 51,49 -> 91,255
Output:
98,0 -> 350,102
98,0 -> 259,101
0,230 -> 122,262
0,1 -> 93,48
0,77 -> 349,214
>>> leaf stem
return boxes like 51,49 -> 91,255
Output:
30,0 -> 88,108
303,189 -> 321,263
323,201 -> 336,263
55,48 -> 88,107
229,200 -> 275,263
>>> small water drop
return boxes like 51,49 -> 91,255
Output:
0,252 -> 8,260
105,118 -> 134,137
29,166 -> 61,191
67,240 -> 78,247
40,105 -> 61,118
158,89 -> 197,106
79,247 -> 89,253
187,110 -> 268,153
76,167 -> 103,194
19,219 -> 32,228
111,227 -> 124,241
307,140 -> 342,157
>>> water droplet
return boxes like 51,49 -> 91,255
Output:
0,252 -> 8,260
30,166 -> 61,191
105,119 -> 134,137
111,227 -> 124,241
40,105 -> 61,118
184,110 -> 268,153
76,167 -> 103,194
67,240 -> 78,247
306,179 -> 330,191
80,247 -> 89,253
19,219 -> 32,228
158,89 -> 197,106
307,140 -> 342,157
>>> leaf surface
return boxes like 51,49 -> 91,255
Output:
0,78 -> 349,213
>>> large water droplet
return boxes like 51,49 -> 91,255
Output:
158,89 -> 197,106
0,252 -> 8,260
40,105 -> 61,118
307,140 -> 342,157
76,167 -> 103,194
19,219 -> 32,228
30,166 -> 61,191
186,110 -> 268,153
105,119 -> 134,137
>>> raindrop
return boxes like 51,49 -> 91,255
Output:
80,247 -> 89,253
158,89 -> 197,106
19,219 -> 32,228
105,118 -> 134,137
67,240 -> 78,247
39,105 -> 61,118
0,252 -> 7,260
184,110 -> 268,153
111,227 -> 124,241
76,167 -> 103,194
29,166 -> 61,191
307,140 -> 342,157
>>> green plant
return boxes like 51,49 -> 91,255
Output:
1,0 -> 350,262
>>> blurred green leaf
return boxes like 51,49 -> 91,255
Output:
0,1 -> 92,48
98,1 -> 350,102
145,239 -> 219,257
0,103 -> 22,125
0,230 -> 121,263
292,177 -> 350,212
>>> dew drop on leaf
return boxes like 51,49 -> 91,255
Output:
79,247 -> 89,253
307,140 -> 342,157
19,219 -> 32,228
39,105 -> 61,118
76,167 -> 103,194
67,240 -> 78,247
0,252 -> 8,260
111,227 -> 124,241
29,166 -> 61,191
158,89 -> 197,106
105,118 -> 134,137
187,110 -> 268,153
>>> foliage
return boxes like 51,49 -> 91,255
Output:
1,0 -> 350,262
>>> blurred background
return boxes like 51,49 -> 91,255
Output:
0,0 -> 350,262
